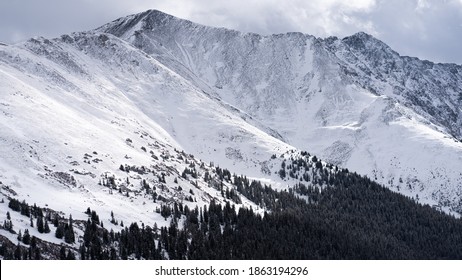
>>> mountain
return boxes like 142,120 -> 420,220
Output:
0,29 -> 292,230
97,10 -> 462,212
0,10 -> 462,259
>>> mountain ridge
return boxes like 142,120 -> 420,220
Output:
96,10 -> 462,213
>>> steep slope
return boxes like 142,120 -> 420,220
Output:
98,10 -> 462,213
0,30 -> 296,236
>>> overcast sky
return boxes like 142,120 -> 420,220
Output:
1,0 -> 461,64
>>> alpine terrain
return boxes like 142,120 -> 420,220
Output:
0,10 -> 461,260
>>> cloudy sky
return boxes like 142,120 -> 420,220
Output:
1,0 -> 461,64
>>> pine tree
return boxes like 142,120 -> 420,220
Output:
44,220 -> 50,233
33,247 -> 40,260
30,236 -> 37,249
37,216 -> 44,233
64,224 -> 74,243
60,245 -> 67,260
14,243 -> 21,260
80,244 -> 86,260
3,220 -> 13,232
55,224 -> 64,239
0,243 -> 8,259
67,249 -> 76,260
22,229 -> 30,245
52,214 -> 59,227
111,211 -> 116,224
64,215 -> 75,244
91,211 -> 99,224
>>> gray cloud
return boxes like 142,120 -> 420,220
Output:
1,0 -> 461,64
358,0 -> 462,64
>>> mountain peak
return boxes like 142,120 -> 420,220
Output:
144,9 -> 175,19
340,31 -> 401,64
342,32 -> 382,49
95,9 -> 190,39
142,9 -> 178,24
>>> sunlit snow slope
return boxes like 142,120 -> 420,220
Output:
98,10 -> 462,213
0,30 -> 293,234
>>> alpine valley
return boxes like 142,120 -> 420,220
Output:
1,10 -> 462,260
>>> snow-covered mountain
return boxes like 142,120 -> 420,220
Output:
97,10 -> 462,212
1,10 -> 462,257
0,27 -> 299,256
0,28 -> 294,226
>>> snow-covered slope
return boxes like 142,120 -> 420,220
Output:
98,10 -> 462,213
1,9 -> 462,253
0,29 -> 296,242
